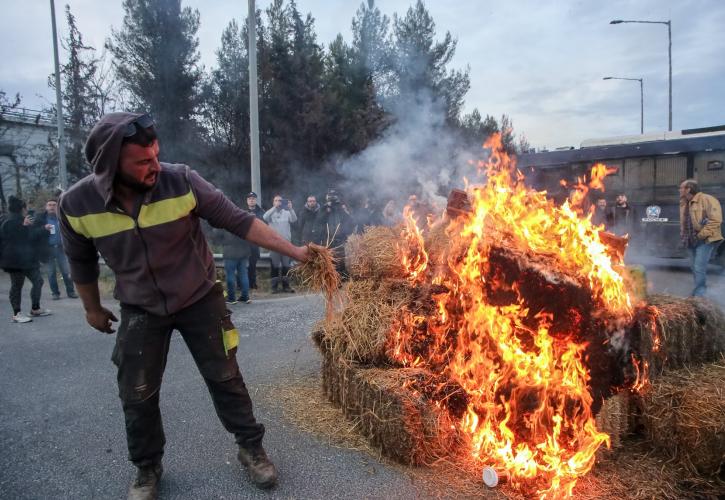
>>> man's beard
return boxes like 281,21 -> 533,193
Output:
115,171 -> 156,193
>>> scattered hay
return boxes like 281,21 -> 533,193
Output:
344,226 -> 405,280
634,294 -> 725,376
638,359 -> 725,478
291,243 -> 341,320
577,438 -> 725,499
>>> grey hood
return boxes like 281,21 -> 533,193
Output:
84,112 -> 146,206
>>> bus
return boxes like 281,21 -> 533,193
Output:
517,126 -> 725,266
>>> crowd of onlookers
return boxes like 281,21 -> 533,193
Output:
214,189 -> 418,303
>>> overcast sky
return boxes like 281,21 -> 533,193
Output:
1,0 -> 723,149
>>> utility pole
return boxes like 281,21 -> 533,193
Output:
247,0 -> 261,201
50,0 -> 67,189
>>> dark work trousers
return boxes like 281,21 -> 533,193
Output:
112,284 -> 264,467
247,246 -> 260,288
8,267 -> 43,314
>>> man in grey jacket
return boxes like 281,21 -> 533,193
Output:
263,194 -> 297,293
59,113 -> 308,499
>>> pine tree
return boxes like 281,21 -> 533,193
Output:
107,0 -> 202,161
391,0 -> 470,122
53,6 -> 99,181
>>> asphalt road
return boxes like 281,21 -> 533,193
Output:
0,280 -> 415,500
1,262 -> 723,499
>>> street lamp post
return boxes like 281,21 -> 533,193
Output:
610,19 -> 672,131
248,0 -> 261,201
50,0 -> 67,189
603,76 -> 644,134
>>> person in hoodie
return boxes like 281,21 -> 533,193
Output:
296,195 -> 319,244
0,195 -> 53,323
58,113 -> 309,499
263,194 -> 297,293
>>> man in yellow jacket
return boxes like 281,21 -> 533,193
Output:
679,179 -> 723,296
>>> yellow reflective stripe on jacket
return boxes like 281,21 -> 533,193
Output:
65,212 -> 135,239
66,190 -> 196,239
138,190 -> 196,229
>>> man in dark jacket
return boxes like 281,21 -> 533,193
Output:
37,198 -> 78,299
59,113 -> 309,499
0,195 -> 53,322
296,195 -> 319,244
611,194 -> 633,237
244,192 -> 265,289
216,229 -> 252,304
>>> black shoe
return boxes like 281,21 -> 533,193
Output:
283,288 -> 295,294
128,463 -> 163,500
67,291 -> 79,299
271,289 -> 281,294
237,445 -> 277,489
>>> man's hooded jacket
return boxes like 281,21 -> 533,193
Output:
59,112 -> 255,315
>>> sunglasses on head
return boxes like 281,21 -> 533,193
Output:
123,114 -> 155,138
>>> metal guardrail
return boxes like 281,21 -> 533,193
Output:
0,107 -> 70,127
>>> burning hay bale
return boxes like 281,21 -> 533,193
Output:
633,294 -> 725,377
310,135 -> 723,497
639,359 -> 725,477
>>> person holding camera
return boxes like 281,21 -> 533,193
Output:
315,189 -> 353,276
0,195 -> 53,323
263,195 -> 297,293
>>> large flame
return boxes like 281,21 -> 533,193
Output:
389,134 -> 633,497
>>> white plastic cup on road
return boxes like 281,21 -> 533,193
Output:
482,466 -> 508,488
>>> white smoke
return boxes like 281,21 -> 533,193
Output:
337,89 -> 477,209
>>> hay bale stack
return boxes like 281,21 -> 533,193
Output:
639,360 -> 725,477
345,226 -> 405,280
318,279 -> 417,365
634,295 -> 725,376
319,341 -> 459,465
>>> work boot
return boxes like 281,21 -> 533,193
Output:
128,463 -> 163,500
237,445 -> 277,489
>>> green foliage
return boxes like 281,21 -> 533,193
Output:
29,0 -> 529,202
107,0 -> 203,161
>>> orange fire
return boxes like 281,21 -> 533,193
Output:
388,134 -> 633,497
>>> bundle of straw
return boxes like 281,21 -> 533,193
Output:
639,359 -> 725,477
291,243 -> 341,320
635,294 -> 725,376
